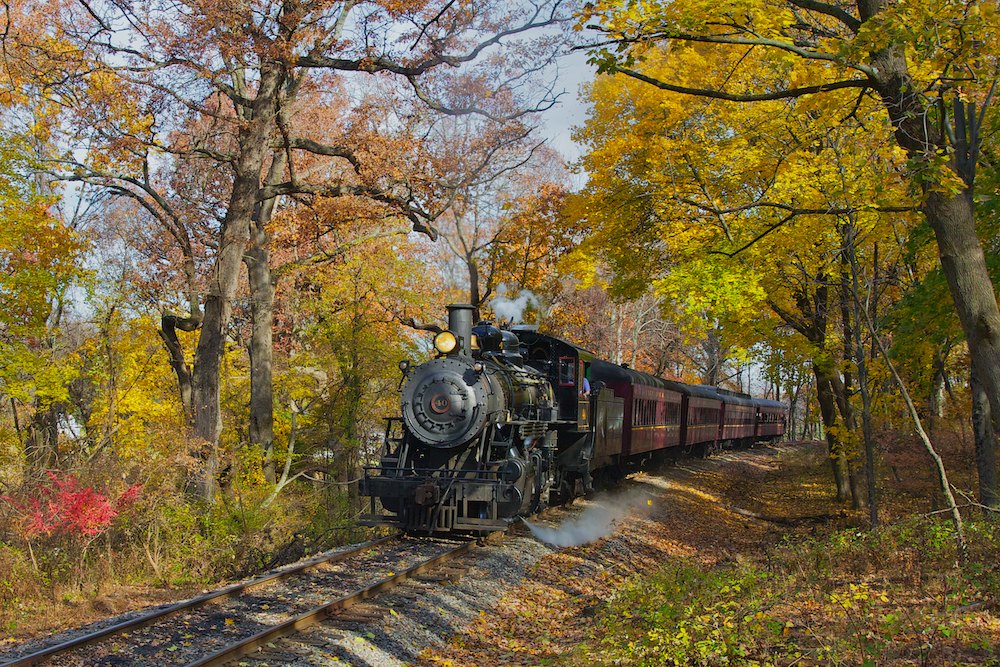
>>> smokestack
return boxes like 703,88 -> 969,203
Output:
447,304 -> 474,356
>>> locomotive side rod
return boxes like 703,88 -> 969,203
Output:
183,539 -> 475,667
0,534 -> 399,667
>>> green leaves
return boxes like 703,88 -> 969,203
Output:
594,561 -> 783,666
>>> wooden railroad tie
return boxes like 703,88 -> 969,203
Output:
329,604 -> 389,624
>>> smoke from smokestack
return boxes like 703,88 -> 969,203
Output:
491,288 -> 539,323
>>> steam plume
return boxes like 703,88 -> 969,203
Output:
523,489 -> 652,548
491,288 -> 539,323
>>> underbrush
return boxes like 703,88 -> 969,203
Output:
0,481 -> 370,637
586,516 -> 1000,666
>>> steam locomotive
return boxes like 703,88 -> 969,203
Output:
360,304 -> 787,534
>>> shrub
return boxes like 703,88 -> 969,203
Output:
591,562 -> 797,666
4,471 -> 141,541
1,471 -> 141,584
587,515 -> 1000,666
0,543 -> 43,631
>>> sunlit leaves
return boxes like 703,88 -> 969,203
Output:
570,4 -> 931,392
654,256 -> 767,335
0,136 -> 86,413
83,314 -> 187,461
489,182 -> 578,307
850,0 -> 1000,95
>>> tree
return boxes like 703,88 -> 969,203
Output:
580,0 -> 1000,451
546,284 -> 687,377
568,33 -> 934,504
490,181 -> 578,302
0,136 -> 86,472
426,127 -> 569,319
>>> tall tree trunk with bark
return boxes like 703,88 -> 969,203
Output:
928,354 -> 948,426
864,11 -> 1000,438
835,266 -> 862,508
246,236 -> 276,484
770,278 -> 853,501
341,303 -> 366,503
972,361 -> 999,514
159,314 -> 199,419
190,66 -> 284,503
467,255 -> 481,321
814,367 -> 853,502
245,151 -> 288,485
920,191 -> 1000,433
844,220 -> 879,528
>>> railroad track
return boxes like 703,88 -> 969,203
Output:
0,534 -> 474,667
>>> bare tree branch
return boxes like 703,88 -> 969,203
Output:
787,0 -> 861,32
616,65 -> 870,102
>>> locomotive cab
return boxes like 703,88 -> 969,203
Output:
513,327 -> 591,428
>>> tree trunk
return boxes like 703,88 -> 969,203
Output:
769,278 -> 857,497
928,354 -> 947,429
246,238 -> 276,484
786,379 -> 800,441
245,152 -> 287,485
191,296 -> 230,501
701,328 -> 723,385
866,34 -> 1000,438
829,349 -> 862,507
342,304 -> 365,504
972,361 -> 999,515
844,221 -> 879,528
922,191 -> 1000,437
467,256 -> 481,321
864,29 -> 1000,523
814,368 -> 852,502
159,314 -> 198,419
801,376 -> 813,440
190,66 -> 284,504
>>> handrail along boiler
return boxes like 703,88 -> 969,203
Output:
360,304 -> 788,533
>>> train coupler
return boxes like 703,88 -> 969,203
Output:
414,482 -> 441,506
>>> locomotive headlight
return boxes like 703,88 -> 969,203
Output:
472,361 -> 484,373
433,330 -> 458,354
398,359 -> 411,373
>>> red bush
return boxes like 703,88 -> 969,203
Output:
3,472 -> 142,540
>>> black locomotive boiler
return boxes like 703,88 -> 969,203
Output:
360,304 -> 787,534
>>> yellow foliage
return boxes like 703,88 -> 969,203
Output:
571,29 -> 921,363
85,315 -> 187,461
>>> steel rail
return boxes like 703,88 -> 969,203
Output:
0,533 -> 399,667
184,539 -> 475,667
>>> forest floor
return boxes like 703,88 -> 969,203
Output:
413,440 -> 843,666
415,437 -> 1000,666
